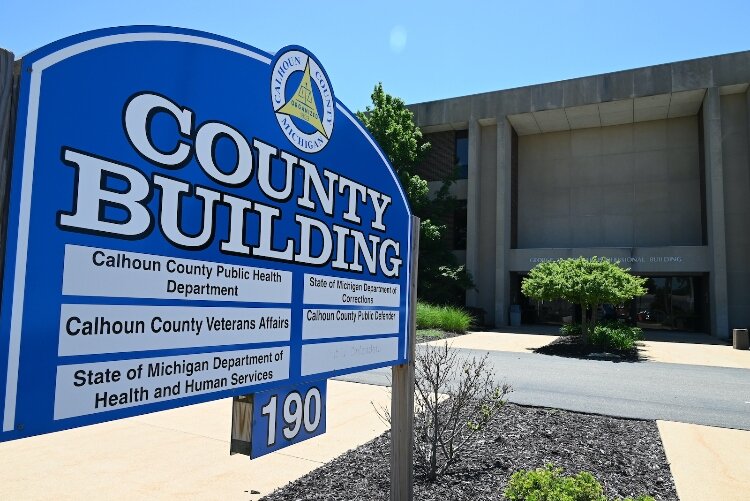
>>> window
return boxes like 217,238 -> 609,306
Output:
454,130 -> 468,179
453,200 -> 467,250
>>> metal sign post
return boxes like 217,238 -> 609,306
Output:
0,48 -> 15,290
391,216 -> 418,501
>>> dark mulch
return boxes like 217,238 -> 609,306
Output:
415,329 -> 469,344
534,335 -> 641,362
261,403 -> 677,500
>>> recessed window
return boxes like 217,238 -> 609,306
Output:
455,130 -> 468,179
453,200 -> 467,250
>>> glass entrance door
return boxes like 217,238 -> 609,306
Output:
633,276 -> 702,331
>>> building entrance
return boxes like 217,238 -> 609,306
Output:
512,273 -> 708,332
631,276 -> 707,331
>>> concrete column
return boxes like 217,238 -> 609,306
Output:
494,118 -> 512,326
465,119 -> 480,307
702,87 -> 730,339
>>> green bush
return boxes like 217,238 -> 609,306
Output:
416,302 -> 473,333
504,464 -> 606,501
560,323 -> 582,336
590,321 -> 643,351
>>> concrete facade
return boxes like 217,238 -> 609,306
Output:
410,51 -> 750,338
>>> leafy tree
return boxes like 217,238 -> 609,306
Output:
521,257 -> 647,345
357,83 -> 473,305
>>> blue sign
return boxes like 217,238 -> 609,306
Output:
0,26 -> 412,442
250,380 -> 327,459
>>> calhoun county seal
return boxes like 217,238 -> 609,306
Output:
271,47 -> 334,153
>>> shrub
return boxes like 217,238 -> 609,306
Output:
560,323 -> 582,336
590,322 -> 643,351
504,464 -> 606,501
413,342 -> 510,480
416,301 -> 473,333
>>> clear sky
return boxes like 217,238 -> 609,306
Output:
3,1 -> 750,112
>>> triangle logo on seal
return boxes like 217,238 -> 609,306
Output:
276,59 -> 328,138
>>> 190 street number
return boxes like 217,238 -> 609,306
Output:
260,387 -> 323,446
250,380 -> 327,458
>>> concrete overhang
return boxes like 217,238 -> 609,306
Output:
507,89 -> 706,135
409,50 -> 750,130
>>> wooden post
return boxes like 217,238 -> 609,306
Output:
391,215 -> 419,501
0,49 -> 17,288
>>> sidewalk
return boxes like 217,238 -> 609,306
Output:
0,381 -> 390,500
426,329 -> 750,370
659,420 -> 750,501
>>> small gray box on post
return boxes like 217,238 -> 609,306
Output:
733,329 -> 749,350
230,394 -> 253,456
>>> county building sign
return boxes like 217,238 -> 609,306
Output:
0,26 -> 412,442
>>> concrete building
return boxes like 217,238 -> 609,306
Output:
409,51 -> 750,338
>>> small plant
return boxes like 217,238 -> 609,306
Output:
504,464 -> 656,501
416,301 -> 473,333
504,464 -> 606,501
378,341 -> 511,481
416,328 -> 444,339
560,323 -> 582,336
590,322 -> 643,351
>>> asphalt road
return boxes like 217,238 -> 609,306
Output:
336,347 -> 750,430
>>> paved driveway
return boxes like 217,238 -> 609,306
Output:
338,345 -> 750,430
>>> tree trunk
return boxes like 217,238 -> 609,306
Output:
591,304 -> 599,332
580,303 -> 589,346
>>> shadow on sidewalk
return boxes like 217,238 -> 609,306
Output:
483,324 -> 727,346
642,330 -> 728,346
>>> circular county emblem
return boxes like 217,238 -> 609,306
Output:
271,47 -> 334,153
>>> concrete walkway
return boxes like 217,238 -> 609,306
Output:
0,381 -> 390,500
659,420 -> 750,501
426,329 -> 750,370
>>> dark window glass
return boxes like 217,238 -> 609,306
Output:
453,200 -> 467,250
455,130 -> 468,179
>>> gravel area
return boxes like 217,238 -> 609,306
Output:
534,335 -> 641,362
261,403 -> 677,500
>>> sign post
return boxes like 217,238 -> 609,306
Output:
0,48 -> 15,286
0,28 -> 414,451
391,216 -> 419,501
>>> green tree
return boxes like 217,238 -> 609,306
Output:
521,257 -> 647,344
357,83 -> 473,305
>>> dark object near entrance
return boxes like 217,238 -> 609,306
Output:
733,329 -> 749,350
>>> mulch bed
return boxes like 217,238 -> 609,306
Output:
414,330 -> 468,344
534,335 -> 641,362
261,403 -> 677,500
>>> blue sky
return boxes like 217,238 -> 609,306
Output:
3,1 -> 750,112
